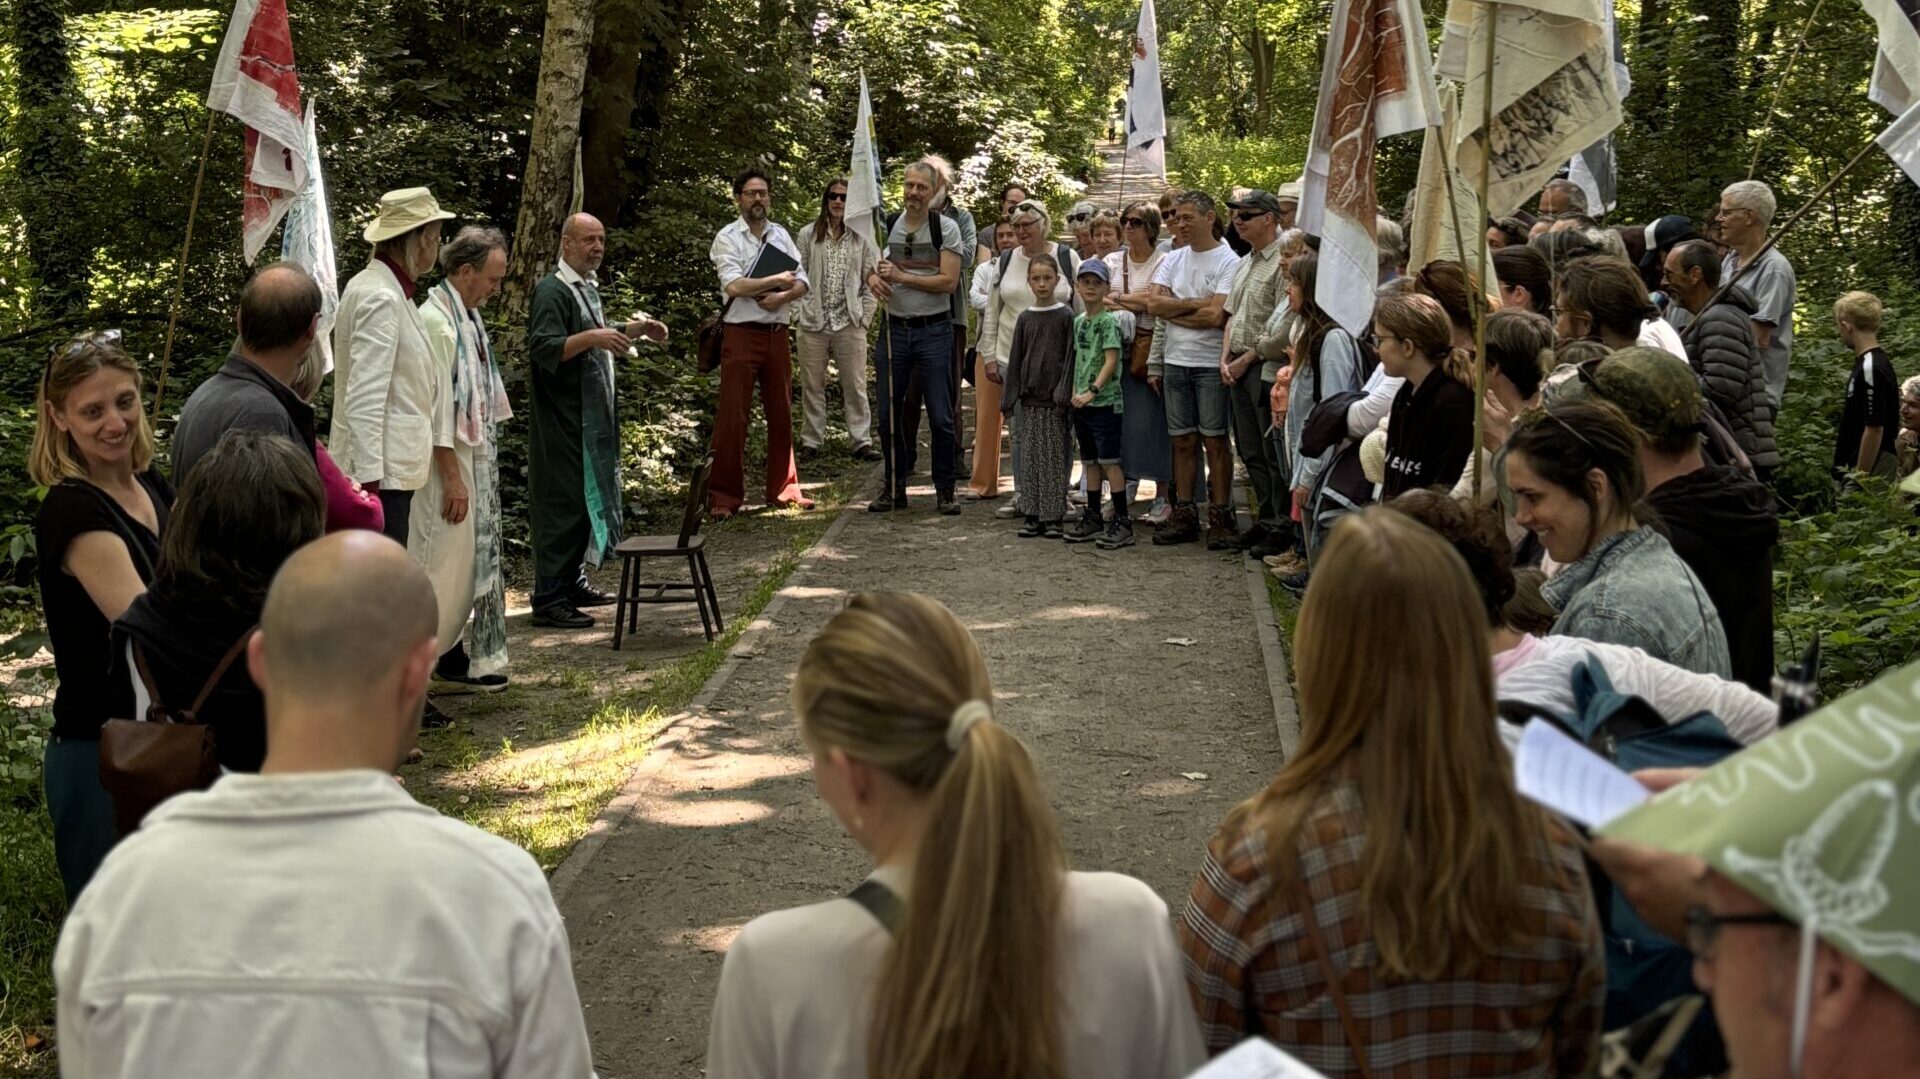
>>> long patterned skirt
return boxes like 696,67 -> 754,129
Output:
1014,405 -> 1071,523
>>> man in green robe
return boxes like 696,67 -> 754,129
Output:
525,213 -> 665,628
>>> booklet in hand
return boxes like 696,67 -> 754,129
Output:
748,243 -> 799,284
1186,1038 -> 1330,1078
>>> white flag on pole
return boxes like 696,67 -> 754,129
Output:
207,0 -> 309,263
1408,84 -> 1497,292
279,104 -> 338,377
1859,0 -> 1920,186
846,72 -> 884,255
1127,0 -> 1167,179
1298,0 -> 1440,336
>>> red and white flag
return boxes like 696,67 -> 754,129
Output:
1298,0 -> 1439,336
207,0 -> 308,263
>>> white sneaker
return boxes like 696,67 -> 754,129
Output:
1147,497 -> 1171,524
994,501 -> 1024,519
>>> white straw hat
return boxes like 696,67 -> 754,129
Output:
363,187 -> 456,242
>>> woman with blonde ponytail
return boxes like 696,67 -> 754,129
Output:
1372,292 -> 1477,499
705,592 -> 1202,1079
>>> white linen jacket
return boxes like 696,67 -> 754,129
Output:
793,225 -> 878,333
331,260 -> 437,490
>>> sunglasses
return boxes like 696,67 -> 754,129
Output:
1067,213 -> 1090,223
1234,210 -> 1271,222
826,192 -> 846,203
45,329 -> 123,390
1122,216 -> 1146,228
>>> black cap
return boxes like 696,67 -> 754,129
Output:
1227,190 -> 1284,215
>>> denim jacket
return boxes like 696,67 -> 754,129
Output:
1543,527 -> 1732,678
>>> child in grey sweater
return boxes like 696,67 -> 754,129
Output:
1000,257 -> 1077,538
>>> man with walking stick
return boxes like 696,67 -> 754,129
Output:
866,159 -> 966,514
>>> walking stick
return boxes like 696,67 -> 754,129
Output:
1748,0 -> 1828,180
153,109 -> 217,421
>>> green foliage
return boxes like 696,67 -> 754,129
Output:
1166,127 -> 1300,197
1775,485 -> 1920,695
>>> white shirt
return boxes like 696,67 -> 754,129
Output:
711,218 -> 809,326
705,868 -> 1203,1079
55,770 -> 596,1079
1636,317 -> 1689,360
978,246 -> 1080,365
1106,247 -> 1168,332
331,259 -> 438,489
1151,243 -> 1239,369
968,260 -> 997,312
1493,633 -> 1778,751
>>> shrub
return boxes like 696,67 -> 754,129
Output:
1165,128 -> 1303,199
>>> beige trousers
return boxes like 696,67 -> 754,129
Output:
795,322 -> 872,449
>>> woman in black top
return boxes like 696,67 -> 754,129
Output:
108,429 -> 325,776
29,332 -> 172,901
1375,292 -> 1477,499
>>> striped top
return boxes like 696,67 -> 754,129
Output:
1178,776 -> 1605,1077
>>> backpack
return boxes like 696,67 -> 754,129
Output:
1500,656 -> 1741,1079
883,208 -> 945,249
1307,326 -> 1380,407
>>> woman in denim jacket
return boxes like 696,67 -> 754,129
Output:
1501,399 -> 1732,677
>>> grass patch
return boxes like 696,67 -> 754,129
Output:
404,460 -> 864,871
1263,572 -> 1300,692
1,803 -> 62,1079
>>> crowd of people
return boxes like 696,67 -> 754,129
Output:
24,145 -> 1920,1078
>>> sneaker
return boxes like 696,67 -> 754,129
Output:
1095,519 -> 1136,549
936,492 -> 960,516
531,601 -> 595,629
1041,520 -> 1065,540
994,501 -> 1025,520
1064,510 -> 1105,544
432,670 -> 509,695
1205,505 -> 1240,551
1017,517 -> 1045,538
1278,569 -> 1310,594
421,700 -> 455,730
868,491 -> 907,513
1246,537 -> 1291,559
569,582 -> 617,608
1147,496 -> 1172,524
1264,551 -> 1307,575
1152,504 -> 1200,546
1069,487 -> 1089,506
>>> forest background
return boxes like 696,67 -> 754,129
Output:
3,0 -> 1920,1067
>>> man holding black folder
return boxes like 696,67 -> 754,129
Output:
708,168 -> 813,519
866,158 -> 966,514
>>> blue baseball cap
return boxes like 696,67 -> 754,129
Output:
1076,259 -> 1110,283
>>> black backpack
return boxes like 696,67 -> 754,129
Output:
883,207 -> 946,249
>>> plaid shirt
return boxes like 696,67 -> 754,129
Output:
1179,778 -> 1605,1077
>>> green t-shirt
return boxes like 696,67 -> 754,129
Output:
1072,310 -> 1125,411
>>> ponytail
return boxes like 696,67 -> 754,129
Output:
792,593 -> 1066,1079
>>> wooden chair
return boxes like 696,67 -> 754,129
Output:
612,455 -> 723,648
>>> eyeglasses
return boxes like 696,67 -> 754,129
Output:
45,329 -> 123,390
1122,216 -> 1146,228
1067,213 -> 1091,223
1685,906 -> 1792,959
826,192 -> 846,203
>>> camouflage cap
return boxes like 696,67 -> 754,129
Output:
1575,346 -> 1703,443
1600,659 -> 1920,1007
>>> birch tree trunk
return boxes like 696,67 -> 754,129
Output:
502,0 -> 594,329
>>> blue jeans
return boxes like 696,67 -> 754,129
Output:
875,319 -> 957,496
45,737 -> 117,903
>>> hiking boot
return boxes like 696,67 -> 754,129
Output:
1205,505 -> 1240,551
1095,518 -> 1136,549
1226,522 -> 1268,551
1017,517 -> 1046,538
936,492 -> 960,516
1265,551 -> 1307,576
867,490 -> 907,513
531,601 -> 594,629
1064,509 -> 1105,544
1152,504 -> 1200,546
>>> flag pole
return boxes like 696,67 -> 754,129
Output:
153,109 -> 217,421
1470,5 -> 1496,507
1747,0 -> 1828,179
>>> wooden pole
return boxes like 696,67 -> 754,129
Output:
1686,136 -> 1883,344
1747,0 -> 1828,179
1470,4 -> 1496,506
152,109 -> 217,421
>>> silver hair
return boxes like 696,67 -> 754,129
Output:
440,226 -> 507,276
1009,199 -> 1052,233
918,154 -> 954,189
903,159 -> 940,186
1590,227 -> 1628,259
1721,180 -> 1778,227
1375,216 -> 1407,270
1903,373 -> 1920,401
1543,177 -> 1589,213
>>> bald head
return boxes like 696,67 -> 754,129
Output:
260,532 -> 437,705
238,262 -> 323,355
560,213 -> 607,275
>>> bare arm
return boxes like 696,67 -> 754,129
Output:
64,532 -> 147,623
887,250 -> 962,294
1169,293 -> 1228,329
1751,321 -> 1775,352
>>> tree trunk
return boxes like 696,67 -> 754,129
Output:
576,0 -> 695,224
1628,0 -> 1672,134
502,0 -> 595,328
11,0 -> 90,318
1664,0 -> 1743,215
1742,0 -> 1784,109
1246,24 -> 1275,136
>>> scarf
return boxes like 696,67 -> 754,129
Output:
429,281 -> 513,446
